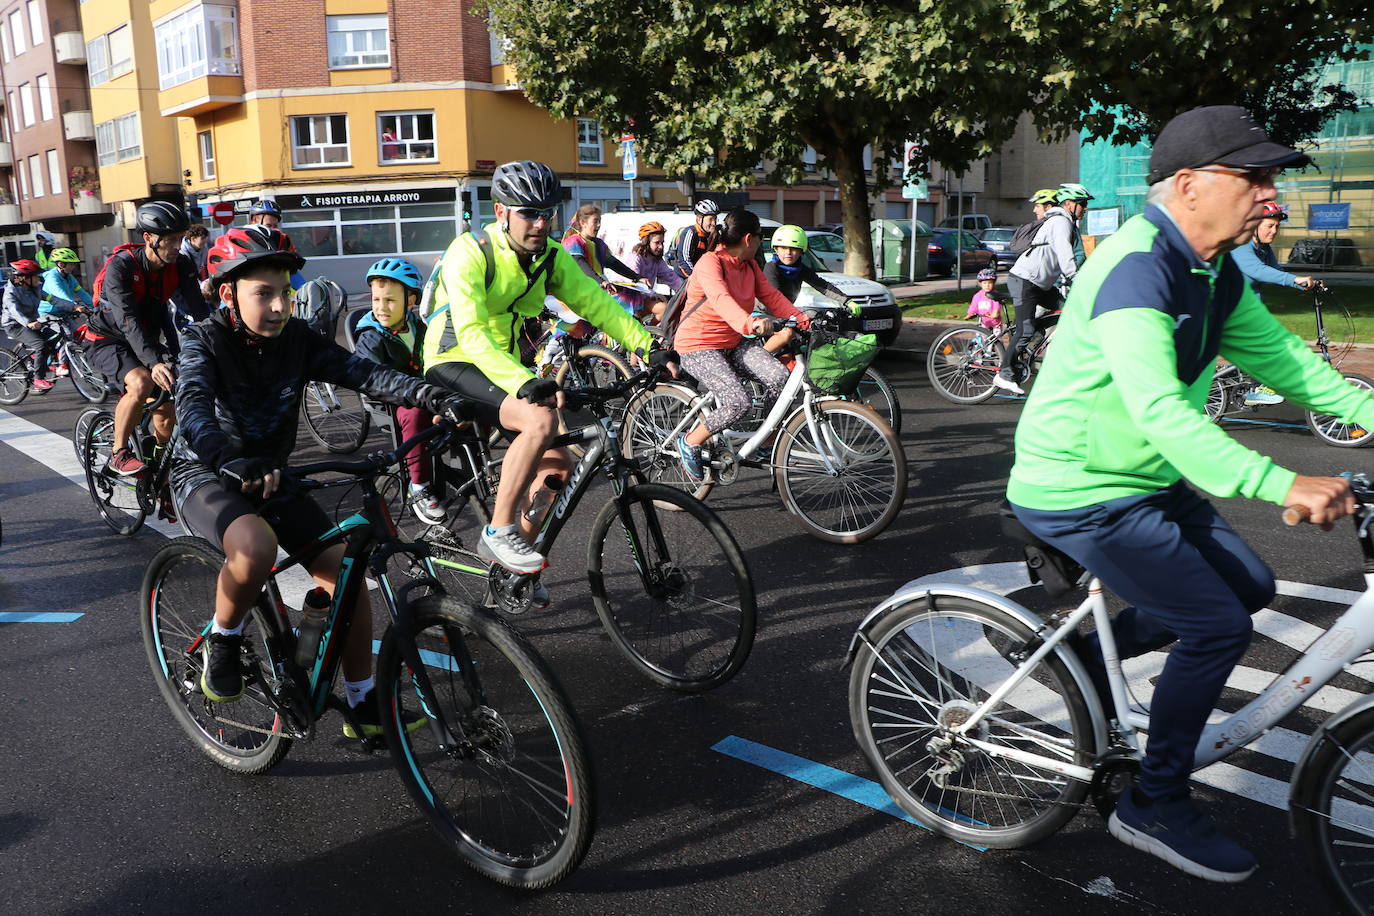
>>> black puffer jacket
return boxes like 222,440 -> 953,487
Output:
172,310 -> 444,498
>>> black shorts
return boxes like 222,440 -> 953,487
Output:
87,340 -> 144,389
425,361 -> 510,428
179,480 -> 333,559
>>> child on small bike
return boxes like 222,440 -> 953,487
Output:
352,257 -> 445,524
966,268 -> 1006,330
0,260 -> 55,392
673,208 -> 810,481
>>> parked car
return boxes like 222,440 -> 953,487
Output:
979,226 -> 1019,269
927,229 -> 996,277
805,223 -> 844,236
803,230 -> 846,272
937,213 -> 992,236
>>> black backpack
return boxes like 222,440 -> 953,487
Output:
1009,210 -> 1072,259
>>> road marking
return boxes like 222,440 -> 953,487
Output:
710,735 -> 987,851
0,611 -> 84,622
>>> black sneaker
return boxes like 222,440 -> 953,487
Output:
343,688 -> 428,739
200,632 -> 244,702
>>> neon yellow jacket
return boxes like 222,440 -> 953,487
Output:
424,224 -> 654,395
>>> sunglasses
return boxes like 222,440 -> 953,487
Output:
513,206 -> 558,223
1191,165 -> 1282,185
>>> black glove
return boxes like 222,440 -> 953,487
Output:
646,347 -> 679,370
219,455 -> 278,485
436,395 -> 474,424
517,377 -> 560,404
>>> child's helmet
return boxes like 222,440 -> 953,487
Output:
976,268 -> 997,282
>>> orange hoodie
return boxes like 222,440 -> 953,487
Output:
674,249 -> 809,352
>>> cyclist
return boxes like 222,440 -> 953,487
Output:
668,199 -> 720,278
996,183 -> 1088,395
87,200 -> 208,476
173,225 -> 464,733
630,220 -> 683,324
1,259 -> 55,392
966,267 -> 1006,330
1029,187 -> 1059,220
1007,105 -> 1371,883
672,207 -> 810,481
761,224 -> 848,353
40,247 -> 92,335
423,160 -> 674,598
1057,182 -> 1094,267
247,199 -> 282,230
353,257 -> 446,524
562,204 -> 651,315
34,230 -> 56,271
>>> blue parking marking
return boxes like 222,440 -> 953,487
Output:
0,612 -> 84,623
711,735 -> 987,851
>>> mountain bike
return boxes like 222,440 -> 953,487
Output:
140,418 -> 593,889
847,473 -> 1374,914
82,389 -> 183,536
300,381 -> 371,453
927,299 -> 1059,404
0,316 -> 108,405
620,308 -> 907,544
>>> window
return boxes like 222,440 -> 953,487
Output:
95,113 -> 140,165
155,4 -> 240,90
8,10 -> 23,55
26,0 -> 40,46
576,119 -> 603,166
17,163 -> 27,200
279,199 -> 458,259
377,112 -> 436,164
46,150 -> 59,200
327,15 -> 389,69
1,21 -> 10,62
36,74 -> 51,121
291,114 -> 349,168
87,25 -> 133,86
198,130 -> 215,180
18,83 -> 33,128
95,121 -> 115,166
28,154 -> 42,197
6,90 -> 15,135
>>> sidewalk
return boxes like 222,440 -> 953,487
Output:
883,269 -> 1374,302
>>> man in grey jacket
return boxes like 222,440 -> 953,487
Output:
995,185 -> 1091,394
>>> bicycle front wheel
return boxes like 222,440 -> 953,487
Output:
620,383 -> 714,501
301,382 -> 370,453
843,365 -> 902,435
926,326 -> 1005,405
588,483 -> 755,691
65,344 -> 108,404
73,406 -> 102,468
774,400 -> 906,544
556,343 -> 632,455
83,411 -> 147,535
377,596 -> 593,889
0,346 -> 31,405
849,594 -> 1094,847
141,537 -> 293,775
1306,373 -> 1374,448
1293,705 -> 1374,915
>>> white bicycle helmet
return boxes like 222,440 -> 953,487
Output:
693,199 -> 719,216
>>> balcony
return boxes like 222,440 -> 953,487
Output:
158,74 -> 244,118
0,142 -> 11,167
64,110 -> 95,141
72,194 -> 105,216
55,31 -> 86,64
0,204 -> 22,224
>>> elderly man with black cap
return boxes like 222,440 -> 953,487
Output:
1005,106 -> 1374,883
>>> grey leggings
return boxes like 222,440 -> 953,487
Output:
680,340 -> 789,435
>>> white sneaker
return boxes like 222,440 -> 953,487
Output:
409,484 -> 445,524
1243,386 -> 1284,407
479,524 -> 546,574
992,375 -> 1025,396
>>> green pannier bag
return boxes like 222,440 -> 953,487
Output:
806,333 -> 879,396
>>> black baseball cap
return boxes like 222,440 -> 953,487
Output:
1147,106 -> 1310,184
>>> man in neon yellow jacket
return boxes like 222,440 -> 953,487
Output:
424,160 -> 675,600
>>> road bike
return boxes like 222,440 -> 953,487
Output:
81,389 -> 183,536
1206,284 -> 1373,447
140,419 -> 593,889
0,316 -> 107,405
927,299 -> 1059,404
847,474 -> 1374,914
620,307 -> 907,544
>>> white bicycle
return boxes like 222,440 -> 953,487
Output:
621,308 -> 907,544
848,477 -> 1374,913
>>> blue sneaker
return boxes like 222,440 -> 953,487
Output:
676,435 -> 704,481
1108,790 -> 1257,883
1243,386 -> 1284,407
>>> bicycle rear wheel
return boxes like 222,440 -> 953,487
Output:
926,326 -> 1005,404
843,365 -> 902,435
774,400 -> 906,544
1306,373 -> 1374,448
377,596 -> 593,889
65,343 -> 108,403
849,594 -> 1094,847
0,346 -> 31,405
587,483 -> 755,691
83,411 -> 147,535
301,382 -> 370,453
620,383 -> 713,501
1292,705 -> 1374,915
141,537 -> 294,775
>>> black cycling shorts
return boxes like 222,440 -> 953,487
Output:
179,481 -> 333,560
87,340 -> 145,389
425,361 -> 510,428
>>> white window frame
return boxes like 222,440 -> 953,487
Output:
28,154 -> 42,197
36,73 -> 52,121
290,114 -> 350,169
17,162 -> 27,200
26,0 -> 40,46
115,112 -> 140,161
86,33 -> 109,85
46,149 -> 59,200
155,4 -> 240,90
6,89 -> 16,136
576,118 -> 603,166
326,14 -> 389,70
109,24 -> 133,79
8,9 -> 23,56
198,129 -> 215,180
1,21 -> 11,63
95,120 -> 116,166
377,111 -> 436,164
18,82 -> 33,128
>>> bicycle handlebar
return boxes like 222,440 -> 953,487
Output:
1282,505 -> 1311,526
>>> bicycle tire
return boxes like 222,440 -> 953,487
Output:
774,400 -> 906,544
83,411 -> 147,535
0,346 -> 31,405
843,365 -> 902,436
301,382 -> 370,454
377,595 -> 594,889
141,537 -> 293,775
926,326 -> 1005,405
73,406 -> 102,468
1205,369 -> 1234,422
620,383 -> 714,502
849,594 -> 1094,847
555,343 -> 632,456
65,344 -> 108,404
587,482 -> 755,691
1306,373 -> 1374,448
1292,704 -> 1374,915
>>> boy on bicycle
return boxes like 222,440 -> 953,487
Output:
174,225 -> 465,736
1,259 -> 55,392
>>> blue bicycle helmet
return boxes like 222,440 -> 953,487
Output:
249,199 -> 282,217
366,256 -> 423,294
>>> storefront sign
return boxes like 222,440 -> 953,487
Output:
276,187 -> 457,210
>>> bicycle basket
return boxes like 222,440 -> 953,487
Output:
805,333 -> 879,396
296,277 -> 347,339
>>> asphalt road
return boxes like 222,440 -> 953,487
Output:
1,354 -> 1369,915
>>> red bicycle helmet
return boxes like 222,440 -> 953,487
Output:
1259,201 -> 1288,222
206,225 -> 305,281
9,258 -> 40,278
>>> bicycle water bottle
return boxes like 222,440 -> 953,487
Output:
294,587 -> 331,669
525,474 -> 565,522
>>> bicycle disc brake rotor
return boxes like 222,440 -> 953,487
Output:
651,563 -> 693,605
472,706 -> 516,764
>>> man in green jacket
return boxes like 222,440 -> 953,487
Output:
1008,106 -> 1370,883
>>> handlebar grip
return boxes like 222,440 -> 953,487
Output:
1282,504 -> 1312,526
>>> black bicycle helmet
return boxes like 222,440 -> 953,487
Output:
249,199 -> 282,217
135,200 -> 191,235
491,160 -> 562,209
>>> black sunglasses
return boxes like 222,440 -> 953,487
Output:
513,206 -> 558,223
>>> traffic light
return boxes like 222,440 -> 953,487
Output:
461,190 -> 474,223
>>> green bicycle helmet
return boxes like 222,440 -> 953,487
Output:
1029,188 -> 1060,205
1057,182 -> 1095,202
771,224 -> 809,251
51,247 -> 81,263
